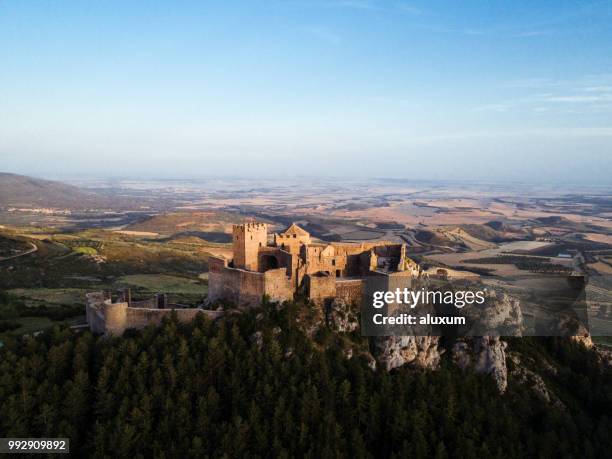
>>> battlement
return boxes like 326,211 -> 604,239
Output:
232,222 -> 267,232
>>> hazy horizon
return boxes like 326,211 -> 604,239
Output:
1,1 -> 611,184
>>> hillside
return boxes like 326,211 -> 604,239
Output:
127,211 -> 268,238
1,307 -> 610,457
0,172 -> 116,209
414,227 -> 495,251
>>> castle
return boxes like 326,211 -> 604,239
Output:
208,222 -> 420,307
86,222 -> 420,335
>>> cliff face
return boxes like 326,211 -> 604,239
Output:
294,289 -> 603,395
460,289 -> 524,336
453,337 -> 509,393
374,336 -> 443,371
370,289 -> 523,391
328,298 -> 359,333
372,334 -> 510,392
570,323 -> 594,348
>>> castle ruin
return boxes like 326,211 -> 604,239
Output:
86,222 -> 420,335
208,222 -> 420,307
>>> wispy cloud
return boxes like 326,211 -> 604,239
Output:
474,75 -> 612,114
543,94 -> 612,103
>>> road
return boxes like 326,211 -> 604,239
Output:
0,241 -> 38,262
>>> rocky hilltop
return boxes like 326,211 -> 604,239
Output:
274,289 -> 605,398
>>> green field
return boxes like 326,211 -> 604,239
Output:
0,224 -> 217,338
7,288 -> 88,306
73,246 -> 98,255
0,288 -> 86,342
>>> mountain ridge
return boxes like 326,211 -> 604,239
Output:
0,172 -> 121,209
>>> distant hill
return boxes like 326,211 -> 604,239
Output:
127,211 -> 245,236
0,172 -> 117,209
459,223 -> 528,242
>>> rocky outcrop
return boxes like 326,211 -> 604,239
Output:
250,331 -> 263,349
570,323 -> 594,348
473,337 -> 508,393
328,298 -> 359,333
374,335 -> 443,371
453,336 -> 508,393
460,289 -> 523,336
364,352 -> 377,371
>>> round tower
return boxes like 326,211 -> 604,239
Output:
103,300 -> 129,336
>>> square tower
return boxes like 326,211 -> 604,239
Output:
232,222 -> 268,271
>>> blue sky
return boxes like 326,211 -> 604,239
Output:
0,0 -> 611,183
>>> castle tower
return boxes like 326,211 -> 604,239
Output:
232,222 -> 268,271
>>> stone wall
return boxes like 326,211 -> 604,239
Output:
307,274 -> 336,303
209,254 -> 294,307
208,256 -> 232,303
263,268 -> 294,303
130,298 -> 158,309
236,269 -> 265,306
125,307 -> 221,332
208,256 -> 262,307
85,292 -> 107,334
86,292 -> 223,336
336,279 -> 365,306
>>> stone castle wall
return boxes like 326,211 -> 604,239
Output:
85,292 -> 223,336
126,307 -> 219,332
208,256 -> 264,306
336,279 -> 365,305
306,276 -> 365,306
263,268 -> 294,303
85,292 -> 107,334
208,255 -> 293,307
307,274 -> 336,303
130,298 -> 158,309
